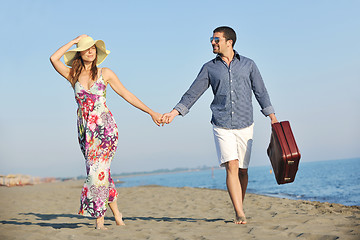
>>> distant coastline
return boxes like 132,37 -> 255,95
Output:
1,157 -> 358,186
112,165 -> 220,179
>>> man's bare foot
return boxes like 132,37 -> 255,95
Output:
235,215 -> 247,224
115,212 -> 125,226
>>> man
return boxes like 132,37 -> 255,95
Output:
162,26 -> 278,224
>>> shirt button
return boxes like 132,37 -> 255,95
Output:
232,112 -> 234,114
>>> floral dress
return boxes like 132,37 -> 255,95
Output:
74,71 -> 118,218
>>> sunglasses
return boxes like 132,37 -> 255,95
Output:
210,37 -> 220,44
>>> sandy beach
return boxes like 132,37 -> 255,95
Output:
0,180 -> 359,240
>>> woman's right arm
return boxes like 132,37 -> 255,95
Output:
49,34 -> 87,80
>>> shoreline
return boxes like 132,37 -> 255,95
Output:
3,173 -> 358,207
0,179 -> 359,240
2,171 -> 359,207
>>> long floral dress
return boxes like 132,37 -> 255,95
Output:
74,71 -> 119,218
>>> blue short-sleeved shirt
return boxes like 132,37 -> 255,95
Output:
174,51 -> 275,129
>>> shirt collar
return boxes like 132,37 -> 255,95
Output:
215,50 -> 241,62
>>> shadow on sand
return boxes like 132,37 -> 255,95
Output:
0,212 -> 226,229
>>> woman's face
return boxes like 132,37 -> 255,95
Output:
80,45 -> 97,63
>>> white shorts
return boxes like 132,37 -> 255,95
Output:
213,123 -> 254,169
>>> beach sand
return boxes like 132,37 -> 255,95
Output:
0,180 -> 359,240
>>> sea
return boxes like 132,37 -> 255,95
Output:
115,158 -> 360,206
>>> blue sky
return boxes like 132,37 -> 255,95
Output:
0,0 -> 359,178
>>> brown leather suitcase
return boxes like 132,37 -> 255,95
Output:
267,121 -> 301,184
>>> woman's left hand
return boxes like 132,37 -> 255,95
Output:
151,112 -> 164,126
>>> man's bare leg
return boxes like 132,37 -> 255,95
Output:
108,200 -> 125,226
225,160 -> 247,224
238,168 -> 248,202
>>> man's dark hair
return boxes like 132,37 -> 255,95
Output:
213,26 -> 236,47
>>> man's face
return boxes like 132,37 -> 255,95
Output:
211,32 -> 231,54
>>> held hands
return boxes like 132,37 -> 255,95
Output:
150,112 -> 163,126
161,109 -> 179,125
150,109 -> 179,126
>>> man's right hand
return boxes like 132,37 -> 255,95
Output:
161,109 -> 179,125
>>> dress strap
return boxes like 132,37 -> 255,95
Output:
99,68 -> 106,85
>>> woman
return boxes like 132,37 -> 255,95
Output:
50,35 -> 162,229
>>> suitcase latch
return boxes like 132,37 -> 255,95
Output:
284,178 -> 291,181
288,160 -> 295,165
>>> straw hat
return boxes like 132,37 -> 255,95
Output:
64,36 -> 110,66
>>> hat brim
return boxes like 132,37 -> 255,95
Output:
64,40 -> 110,66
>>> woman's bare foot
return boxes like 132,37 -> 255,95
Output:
114,212 -> 125,226
108,201 -> 125,226
95,217 -> 108,230
95,226 -> 108,230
